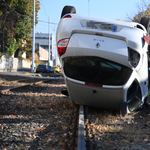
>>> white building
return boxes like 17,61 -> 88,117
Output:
31,33 -> 54,62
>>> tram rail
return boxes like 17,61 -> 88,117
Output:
1,74 -> 149,149
78,105 -> 86,150
0,78 -> 52,94
0,75 -> 87,149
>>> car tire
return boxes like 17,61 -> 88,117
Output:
140,17 -> 150,89
61,88 -> 69,96
120,102 -> 128,117
140,17 -> 150,35
61,5 -> 76,18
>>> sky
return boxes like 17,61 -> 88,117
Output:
36,0 -> 144,36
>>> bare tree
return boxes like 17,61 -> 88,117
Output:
126,0 -> 150,22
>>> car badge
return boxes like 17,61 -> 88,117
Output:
96,42 -> 100,48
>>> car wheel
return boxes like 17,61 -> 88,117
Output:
140,17 -> 150,89
61,5 -> 76,18
140,17 -> 150,35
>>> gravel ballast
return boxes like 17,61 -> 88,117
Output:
0,79 -> 78,150
1,74 -> 150,150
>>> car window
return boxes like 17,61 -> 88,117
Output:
38,65 -> 46,67
63,56 -> 132,86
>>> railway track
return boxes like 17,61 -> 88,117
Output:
1,74 -> 150,149
0,75 -> 86,150
0,74 -> 62,94
0,78 -> 50,94
78,105 -> 86,150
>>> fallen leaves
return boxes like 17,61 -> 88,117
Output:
85,107 -> 150,150
0,78 -> 78,150
58,140 -> 65,146
143,138 -> 149,142
62,126 -> 67,130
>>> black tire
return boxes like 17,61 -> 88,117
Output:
140,17 -> 150,35
120,102 -> 128,117
140,17 -> 150,87
61,5 -> 76,18
61,88 -> 69,96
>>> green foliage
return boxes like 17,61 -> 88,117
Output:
5,40 -> 18,56
0,0 -> 40,56
15,17 -> 31,42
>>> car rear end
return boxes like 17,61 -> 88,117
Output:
36,64 -> 49,73
56,14 -> 149,112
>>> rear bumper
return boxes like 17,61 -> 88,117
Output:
66,78 -> 123,110
65,67 -> 148,110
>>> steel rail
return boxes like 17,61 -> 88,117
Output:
78,105 -> 86,150
0,79 -> 52,94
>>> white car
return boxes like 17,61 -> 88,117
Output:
56,6 -> 150,116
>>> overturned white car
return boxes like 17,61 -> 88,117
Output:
56,6 -> 150,115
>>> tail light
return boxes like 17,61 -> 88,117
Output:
57,38 -> 70,56
62,14 -> 72,19
85,82 -> 103,87
37,67 -> 39,69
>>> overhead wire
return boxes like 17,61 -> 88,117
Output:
37,20 -> 58,34
40,0 -> 48,19
38,20 -> 58,25
38,0 -> 58,34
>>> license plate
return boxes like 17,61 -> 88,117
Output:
86,21 -> 116,31
87,21 -> 113,30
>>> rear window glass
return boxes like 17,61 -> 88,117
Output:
38,65 -> 47,67
63,57 -> 132,86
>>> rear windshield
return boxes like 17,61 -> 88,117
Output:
63,57 -> 132,86
38,65 -> 47,67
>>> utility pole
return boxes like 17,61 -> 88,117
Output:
31,0 -> 35,73
88,0 -> 90,16
48,16 -> 51,67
